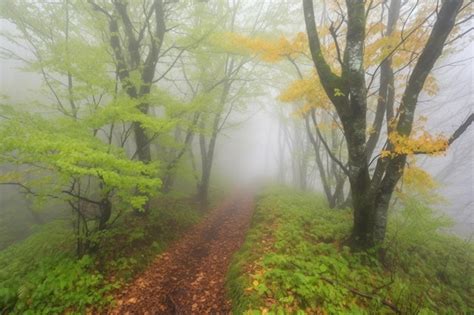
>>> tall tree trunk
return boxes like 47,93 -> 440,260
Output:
331,173 -> 346,208
162,113 -> 201,193
371,0 -> 463,245
98,197 -> 112,230
365,0 -> 400,159
93,0 -> 166,166
133,120 -> 151,163
198,163 -> 211,207
305,115 -> 333,205
198,127 -> 219,208
277,116 -> 287,183
304,0 -> 463,249
197,77 -> 231,207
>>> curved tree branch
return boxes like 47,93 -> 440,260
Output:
310,110 -> 350,176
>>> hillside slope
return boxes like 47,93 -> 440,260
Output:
227,187 -> 473,314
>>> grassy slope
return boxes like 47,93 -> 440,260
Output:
0,196 -> 202,314
227,186 -> 473,314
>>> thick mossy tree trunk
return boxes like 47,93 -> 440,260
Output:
302,0 -> 464,249
90,0 -> 167,214
91,0 -> 166,164
133,119 -> 152,163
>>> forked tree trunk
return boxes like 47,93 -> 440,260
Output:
303,0 -> 463,249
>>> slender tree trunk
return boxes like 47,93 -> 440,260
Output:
305,115 -> 333,204
277,116 -> 286,183
197,77 -> 231,207
162,113 -> 200,193
198,163 -> 211,207
331,174 -> 346,208
299,158 -> 308,191
198,128 -> 218,208
98,197 -> 112,230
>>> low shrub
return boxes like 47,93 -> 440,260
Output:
0,196 -> 202,314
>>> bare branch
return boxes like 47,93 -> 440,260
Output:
310,110 -> 350,176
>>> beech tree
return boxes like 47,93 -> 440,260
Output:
86,0 -> 173,164
0,0 -> 189,253
215,0 -> 471,222
302,0 -> 473,248
0,105 -> 161,256
187,0 -> 289,206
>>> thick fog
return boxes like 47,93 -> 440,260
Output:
417,41 -> 473,236
211,42 -> 474,236
1,2 -> 473,314
0,2 -> 472,246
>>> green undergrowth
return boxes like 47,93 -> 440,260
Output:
227,186 -> 473,314
0,195 -> 202,314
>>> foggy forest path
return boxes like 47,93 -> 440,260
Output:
110,192 -> 255,314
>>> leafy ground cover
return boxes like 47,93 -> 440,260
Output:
227,186 -> 473,314
0,196 -> 201,314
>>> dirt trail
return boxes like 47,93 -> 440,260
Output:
110,192 -> 254,314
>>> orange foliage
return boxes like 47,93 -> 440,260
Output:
403,165 -> 438,191
397,161 -> 443,203
226,32 -> 308,62
381,131 -> 448,158
279,72 -> 332,115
